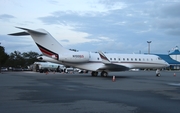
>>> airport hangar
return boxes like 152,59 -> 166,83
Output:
155,47 -> 180,70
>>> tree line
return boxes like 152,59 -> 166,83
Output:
0,46 -> 41,71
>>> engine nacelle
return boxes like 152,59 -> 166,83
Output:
59,51 -> 90,63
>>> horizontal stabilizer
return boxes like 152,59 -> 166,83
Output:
16,27 -> 47,35
8,31 -> 30,36
98,51 -> 111,64
8,27 -> 47,36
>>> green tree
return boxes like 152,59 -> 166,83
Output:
22,51 -> 40,66
4,51 -> 40,68
9,51 -> 24,67
0,46 -> 9,72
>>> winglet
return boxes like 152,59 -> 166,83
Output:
98,51 -> 111,64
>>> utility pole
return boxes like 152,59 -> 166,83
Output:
147,41 -> 152,54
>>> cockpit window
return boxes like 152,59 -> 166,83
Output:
158,57 -> 162,60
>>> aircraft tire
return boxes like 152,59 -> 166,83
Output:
91,71 -> 98,77
101,71 -> 108,77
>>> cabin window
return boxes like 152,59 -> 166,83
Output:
151,59 -> 153,61
119,58 -> 120,61
127,58 -> 129,61
143,58 -> 145,61
131,58 -> 133,61
97,58 -> 99,60
139,58 -> 141,61
147,59 -> 148,61
135,58 -> 137,61
110,58 -> 112,60
114,58 -> 116,60
123,58 -> 125,61
158,57 -> 162,60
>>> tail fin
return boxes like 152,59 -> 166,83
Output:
8,27 -> 69,60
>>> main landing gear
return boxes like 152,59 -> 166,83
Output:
91,71 -> 98,77
91,71 -> 108,77
101,71 -> 108,77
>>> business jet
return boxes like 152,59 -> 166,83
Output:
9,27 -> 169,77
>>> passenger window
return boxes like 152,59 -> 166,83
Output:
127,58 -> 129,61
139,58 -> 141,61
131,58 -> 133,61
97,58 -> 99,60
158,57 -> 162,60
110,58 -> 112,60
123,58 -> 125,61
114,58 -> 116,60
135,58 -> 137,61
119,58 -> 120,61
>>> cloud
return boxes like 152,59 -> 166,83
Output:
166,29 -> 180,36
98,0 -> 127,9
2,0 -> 179,54
161,3 -> 180,18
38,0 -> 160,37
48,0 -> 59,5
37,1 -> 180,53
147,2 -> 180,36
0,14 -> 15,21
154,19 -> 180,29
61,39 -> 69,42
38,9 -> 128,35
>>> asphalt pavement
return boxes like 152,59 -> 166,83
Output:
0,70 -> 180,113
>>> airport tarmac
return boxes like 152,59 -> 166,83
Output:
0,70 -> 180,113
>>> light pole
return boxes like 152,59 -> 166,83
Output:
147,41 -> 152,54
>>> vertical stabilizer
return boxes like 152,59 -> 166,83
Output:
8,27 -> 69,60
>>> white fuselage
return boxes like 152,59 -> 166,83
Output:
39,51 -> 169,71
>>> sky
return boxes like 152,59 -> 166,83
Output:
0,0 -> 180,54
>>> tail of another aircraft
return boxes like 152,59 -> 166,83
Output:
8,27 -> 69,60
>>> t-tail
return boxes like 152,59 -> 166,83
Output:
8,27 -> 69,60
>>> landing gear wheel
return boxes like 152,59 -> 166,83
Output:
91,71 -> 98,77
101,71 -> 108,77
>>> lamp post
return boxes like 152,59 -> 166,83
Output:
147,41 -> 152,54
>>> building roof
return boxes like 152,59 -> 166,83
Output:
155,54 -> 180,65
169,49 -> 180,55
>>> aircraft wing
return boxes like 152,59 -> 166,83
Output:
98,63 -> 129,71
98,51 -> 129,71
